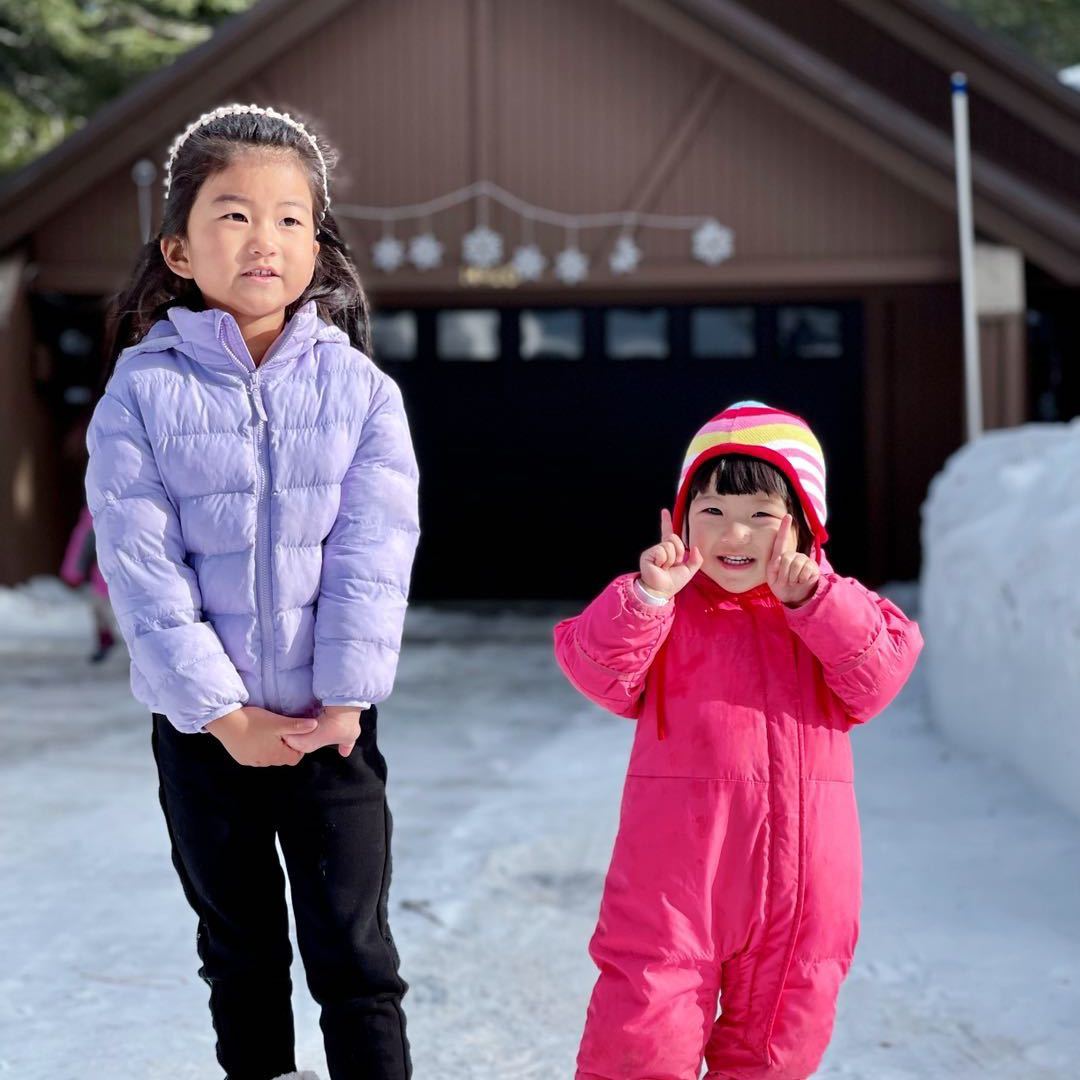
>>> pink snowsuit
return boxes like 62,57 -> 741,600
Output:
554,404 -> 923,1080
60,505 -> 108,597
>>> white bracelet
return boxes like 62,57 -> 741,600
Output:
633,578 -> 672,606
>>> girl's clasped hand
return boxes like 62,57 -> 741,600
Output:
207,704 -> 364,766
283,704 -> 364,757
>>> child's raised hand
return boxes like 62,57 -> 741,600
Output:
282,705 -> 364,757
766,514 -> 820,607
638,509 -> 704,600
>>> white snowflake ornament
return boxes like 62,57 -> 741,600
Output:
408,232 -> 444,270
462,226 -> 504,269
692,220 -> 734,266
511,244 -> 547,281
555,246 -> 589,285
372,236 -> 405,272
609,234 -> 642,275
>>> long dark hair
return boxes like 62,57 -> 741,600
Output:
101,106 -> 370,387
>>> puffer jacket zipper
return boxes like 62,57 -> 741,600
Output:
218,320 -> 279,713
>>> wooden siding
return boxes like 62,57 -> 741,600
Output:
31,0 -> 958,296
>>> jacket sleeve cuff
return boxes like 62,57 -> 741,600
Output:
171,700 -> 245,735
782,571 -> 890,674
320,699 -> 372,709
782,571 -> 832,620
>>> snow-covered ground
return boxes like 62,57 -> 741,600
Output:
922,420 -> 1080,819
2,578 -> 1079,1079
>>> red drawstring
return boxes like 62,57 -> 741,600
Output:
654,635 -> 670,740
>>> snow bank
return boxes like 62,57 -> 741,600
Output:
921,419 -> 1080,818
0,575 -> 92,645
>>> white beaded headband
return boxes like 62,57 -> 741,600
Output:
163,103 -> 330,219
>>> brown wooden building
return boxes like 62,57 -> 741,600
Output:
1,0 -> 1077,598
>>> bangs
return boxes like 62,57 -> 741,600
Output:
688,455 -> 792,502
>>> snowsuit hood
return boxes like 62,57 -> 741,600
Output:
672,400 -> 829,550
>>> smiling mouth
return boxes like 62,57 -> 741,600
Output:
242,268 -> 278,278
718,555 -> 755,567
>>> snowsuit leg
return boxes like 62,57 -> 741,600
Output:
704,781 -> 861,1079
576,778 -> 769,1080
702,950 -> 850,1080
577,946 -> 720,1080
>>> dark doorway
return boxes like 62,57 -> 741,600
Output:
377,300 -> 865,601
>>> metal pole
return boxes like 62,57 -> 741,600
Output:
131,159 -> 157,244
951,72 -> 982,441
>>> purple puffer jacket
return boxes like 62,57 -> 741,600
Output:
85,300 -> 420,733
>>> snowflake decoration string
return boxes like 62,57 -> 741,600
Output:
367,207 -> 731,278
462,226 -> 504,269
692,220 -> 734,266
372,236 -> 405,272
511,244 -> 547,281
609,234 -> 642,275
408,232 -> 444,270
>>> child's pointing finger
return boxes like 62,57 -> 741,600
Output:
770,514 -> 793,563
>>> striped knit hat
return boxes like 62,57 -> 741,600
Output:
672,400 -> 829,546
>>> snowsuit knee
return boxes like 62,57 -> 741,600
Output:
554,403 -> 923,1080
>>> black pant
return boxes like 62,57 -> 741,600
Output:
151,708 -> 411,1080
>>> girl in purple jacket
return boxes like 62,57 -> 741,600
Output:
85,105 -> 419,1080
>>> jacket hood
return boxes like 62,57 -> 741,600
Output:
116,300 -> 349,374
672,400 -> 829,548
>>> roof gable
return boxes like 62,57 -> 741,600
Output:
1,0 -> 1077,282
623,0 -> 1080,281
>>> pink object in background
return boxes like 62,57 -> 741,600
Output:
60,505 -> 108,598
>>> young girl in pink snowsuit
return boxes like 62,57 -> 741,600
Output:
554,401 -> 923,1080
